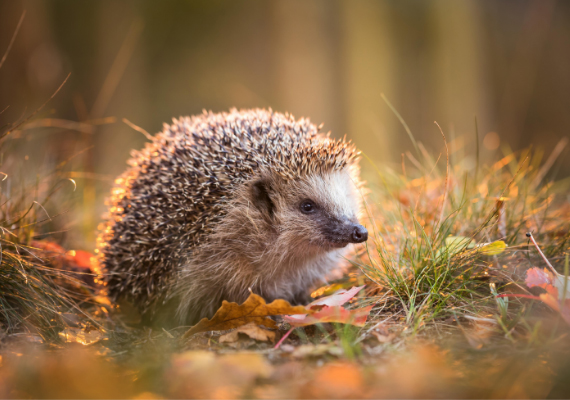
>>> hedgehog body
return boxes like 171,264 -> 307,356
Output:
98,109 -> 367,324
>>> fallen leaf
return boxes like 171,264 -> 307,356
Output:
58,328 -> 103,345
66,250 -> 95,269
284,305 -> 372,327
283,285 -> 371,328
31,240 -> 66,255
436,237 -> 506,260
219,322 -> 276,343
478,240 -> 507,255
310,280 -> 359,298
499,267 -> 570,326
183,293 -> 309,338
308,285 -> 365,308
94,295 -> 112,306
526,267 -> 553,288
526,267 -> 570,300
538,295 -> 570,325
525,267 -> 570,324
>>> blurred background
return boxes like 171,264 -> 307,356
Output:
0,0 -> 568,248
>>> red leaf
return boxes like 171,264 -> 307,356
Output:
525,267 -> 554,289
66,250 -> 94,270
283,286 -> 371,328
31,240 -> 65,256
517,268 -> 570,326
307,285 -> 365,309
284,305 -> 372,327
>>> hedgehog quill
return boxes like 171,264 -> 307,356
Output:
97,109 -> 368,325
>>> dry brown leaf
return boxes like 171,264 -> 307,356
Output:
183,292 -> 309,337
219,322 -> 276,343
58,328 -> 103,345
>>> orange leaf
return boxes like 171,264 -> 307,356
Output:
183,293 -> 309,338
66,250 -> 95,270
31,240 -> 66,255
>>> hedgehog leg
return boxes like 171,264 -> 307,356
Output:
290,290 -> 313,306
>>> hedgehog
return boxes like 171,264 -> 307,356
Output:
97,108 -> 368,325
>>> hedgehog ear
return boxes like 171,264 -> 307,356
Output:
251,179 -> 275,220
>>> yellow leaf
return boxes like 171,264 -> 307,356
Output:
478,240 -> 507,255
58,328 -> 103,345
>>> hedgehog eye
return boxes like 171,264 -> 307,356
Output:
300,200 -> 316,214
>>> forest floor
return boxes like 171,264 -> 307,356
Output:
2,128 -> 570,398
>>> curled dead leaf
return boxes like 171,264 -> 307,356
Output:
58,328 -> 103,345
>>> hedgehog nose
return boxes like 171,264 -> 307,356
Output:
350,224 -> 368,243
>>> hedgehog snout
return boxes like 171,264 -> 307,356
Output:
350,224 -> 368,243
318,216 -> 368,247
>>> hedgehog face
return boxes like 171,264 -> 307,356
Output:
252,169 -> 367,252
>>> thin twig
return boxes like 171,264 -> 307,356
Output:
0,11 -> 26,71
381,93 -> 420,156
123,118 -> 153,141
19,118 -> 96,134
434,121 -> 449,228
274,328 -> 294,349
474,116 -> 480,182
526,232 -> 558,275
0,73 -> 71,140
532,137 -> 569,189
90,19 -> 144,118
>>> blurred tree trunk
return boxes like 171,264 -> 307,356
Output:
429,0 -> 491,161
340,0 -> 395,164
271,0 -> 344,138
